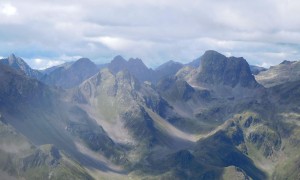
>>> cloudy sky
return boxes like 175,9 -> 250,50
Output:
1,0 -> 300,69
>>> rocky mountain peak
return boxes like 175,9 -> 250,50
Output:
198,50 -> 227,69
75,57 -> 92,63
71,58 -> 95,68
8,53 -> 17,61
128,58 -> 149,70
109,55 -> 127,73
107,56 -> 155,83
0,54 -> 42,79
128,57 -> 143,64
40,57 -> 98,88
111,55 -> 126,64
7,53 -> 29,69
255,60 -> 300,87
156,60 -> 182,70
196,50 -> 259,88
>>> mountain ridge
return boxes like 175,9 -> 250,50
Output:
1,50 -> 300,179
0,54 -> 43,79
40,57 -> 99,88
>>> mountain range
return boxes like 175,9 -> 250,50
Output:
0,50 -> 299,179
0,54 -> 43,79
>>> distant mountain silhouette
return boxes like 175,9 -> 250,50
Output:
40,58 -> 98,88
0,53 -> 43,79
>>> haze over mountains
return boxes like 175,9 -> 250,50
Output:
0,50 -> 300,179
0,54 -> 43,80
255,60 -> 300,87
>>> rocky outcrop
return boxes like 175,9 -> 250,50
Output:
195,50 -> 259,88
0,54 -> 43,79
0,63 -> 53,107
255,60 -> 300,87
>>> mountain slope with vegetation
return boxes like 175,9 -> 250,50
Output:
0,50 -> 300,179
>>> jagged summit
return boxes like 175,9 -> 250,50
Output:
128,58 -> 150,70
128,57 -> 144,64
198,50 -> 227,68
108,56 -> 155,83
7,53 -> 29,71
8,53 -> 17,61
0,53 -> 43,79
1,49 -> 300,179
196,50 -> 259,88
6,53 -> 30,69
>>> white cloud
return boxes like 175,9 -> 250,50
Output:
87,36 -> 154,52
89,36 -> 133,51
1,3 -> 17,16
259,62 -> 271,68
1,0 -> 300,67
45,60 -> 64,68
59,54 -> 82,61
30,58 -> 63,70
34,58 -> 43,65
28,55 -> 82,70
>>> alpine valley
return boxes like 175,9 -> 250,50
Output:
0,50 -> 299,180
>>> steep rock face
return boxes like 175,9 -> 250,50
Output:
0,63 -> 126,175
156,76 -> 216,134
196,50 -> 259,88
0,54 -> 43,79
41,58 -> 98,88
127,58 -> 154,82
108,55 -> 128,74
0,63 -> 53,107
154,51 -> 264,134
2,50 -> 300,179
73,69 -> 170,147
255,60 -> 300,87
